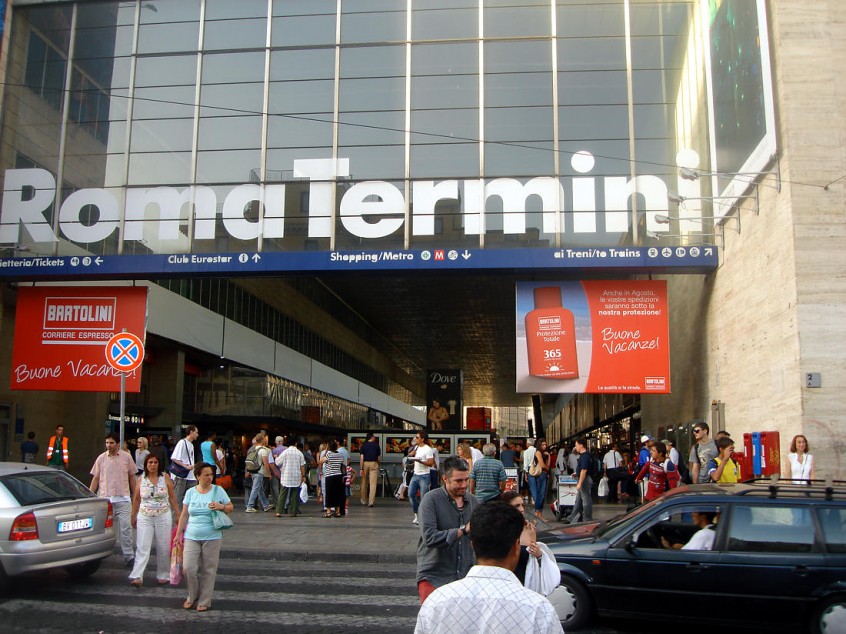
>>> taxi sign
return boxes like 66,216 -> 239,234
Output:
105,332 -> 145,373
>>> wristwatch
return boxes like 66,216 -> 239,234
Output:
460,523 -> 469,534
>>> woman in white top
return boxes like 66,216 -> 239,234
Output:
784,434 -> 815,481
134,437 -> 150,476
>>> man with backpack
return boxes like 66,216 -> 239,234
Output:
244,434 -> 272,512
565,438 -> 593,524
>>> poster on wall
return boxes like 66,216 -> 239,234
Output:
705,0 -> 776,215
11,286 -> 148,392
515,281 -> 670,394
425,369 -> 462,431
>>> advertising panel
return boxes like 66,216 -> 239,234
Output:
516,281 -> 669,394
11,286 -> 148,392
425,369 -> 462,431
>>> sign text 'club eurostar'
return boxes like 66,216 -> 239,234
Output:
0,151 -> 710,248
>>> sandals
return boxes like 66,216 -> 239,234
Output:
183,601 -> 195,610
321,511 -> 333,518
197,605 -> 210,612
129,578 -> 142,588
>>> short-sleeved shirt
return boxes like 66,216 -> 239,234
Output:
171,438 -> 197,481
682,526 -> 716,550
500,449 -> 516,467
90,450 -> 135,502
257,446 -> 271,477
360,440 -> 381,462
470,457 -> 507,502
707,457 -> 741,483
413,444 -> 435,475
276,445 -> 306,487
21,440 -> 38,463
689,440 -> 718,483
183,485 -> 231,541
575,451 -> 593,478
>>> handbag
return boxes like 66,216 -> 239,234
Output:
216,474 -> 233,490
529,454 -> 542,477
169,529 -> 183,585
299,481 -> 309,504
211,485 -> 233,530
597,476 -> 609,497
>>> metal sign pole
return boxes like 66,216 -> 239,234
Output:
119,371 -> 126,451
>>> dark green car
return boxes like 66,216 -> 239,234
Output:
543,481 -> 846,632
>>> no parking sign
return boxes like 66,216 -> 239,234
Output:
105,332 -> 145,373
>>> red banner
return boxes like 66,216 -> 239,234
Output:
516,281 -> 670,394
11,286 -> 148,392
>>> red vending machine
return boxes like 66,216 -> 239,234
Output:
759,431 -> 781,476
739,433 -> 754,480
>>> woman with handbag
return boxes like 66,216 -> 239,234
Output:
528,440 -> 550,519
175,462 -> 233,611
129,454 -> 180,587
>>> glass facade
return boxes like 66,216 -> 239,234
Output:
1,0 -> 716,258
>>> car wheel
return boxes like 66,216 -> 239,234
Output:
65,559 -> 102,579
548,575 -> 592,630
814,594 -> 846,634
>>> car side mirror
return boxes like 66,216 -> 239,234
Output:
624,535 -> 636,552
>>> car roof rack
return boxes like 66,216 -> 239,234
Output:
739,475 -> 846,500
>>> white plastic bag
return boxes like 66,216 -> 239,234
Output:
299,482 -> 308,504
597,476 -> 609,497
524,543 -> 561,596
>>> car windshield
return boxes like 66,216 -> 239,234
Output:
0,470 -> 95,506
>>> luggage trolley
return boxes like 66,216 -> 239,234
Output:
552,474 -> 579,521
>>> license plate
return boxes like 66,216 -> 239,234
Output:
58,518 -> 93,533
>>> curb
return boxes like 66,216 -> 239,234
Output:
220,547 -> 417,565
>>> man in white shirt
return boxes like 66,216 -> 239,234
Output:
602,443 -> 624,502
410,430 -> 436,524
170,425 -> 199,506
661,511 -> 718,551
521,439 -> 537,494
415,501 -> 563,634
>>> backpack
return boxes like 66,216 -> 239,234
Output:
245,446 -> 261,473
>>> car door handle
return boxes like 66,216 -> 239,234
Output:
794,565 -> 810,577
685,562 -> 711,572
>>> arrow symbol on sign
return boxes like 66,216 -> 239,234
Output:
94,257 -> 103,265
251,254 -> 261,263
461,250 -> 472,260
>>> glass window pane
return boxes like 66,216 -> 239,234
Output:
339,111 -> 404,147
558,38 -> 626,71
485,142 -> 553,177
557,3 -> 625,38
413,42 -> 478,76
272,49 -> 335,81
204,18 -> 267,51
339,145 -> 404,180
196,150 -> 261,183
339,78 -> 405,112
267,115 -> 333,148
486,106 -> 552,142
202,52 -> 266,84
131,119 -> 195,153
412,7 -> 478,40
341,8 -> 406,45
340,46 -> 405,79
133,86 -> 196,120
558,105 -> 629,141
412,109 -> 477,145
727,506 -> 816,553
138,22 -> 201,54
485,4 -> 550,38
198,116 -> 263,151
819,508 -> 846,553
200,83 -> 264,117
135,55 -> 198,87
128,152 -> 194,185
410,143 -> 479,179
559,70 -> 628,106
207,0 -> 267,20
271,14 -> 336,47
412,75 -> 478,109
268,80 -> 335,114
486,72 -> 552,108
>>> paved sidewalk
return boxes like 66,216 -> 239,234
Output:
220,490 -> 628,564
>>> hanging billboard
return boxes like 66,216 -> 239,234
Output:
11,286 -> 148,392
516,281 -> 670,394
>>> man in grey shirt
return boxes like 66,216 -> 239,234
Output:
416,455 -> 481,603
689,422 -> 718,483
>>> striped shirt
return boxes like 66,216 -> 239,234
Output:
323,451 -> 344,478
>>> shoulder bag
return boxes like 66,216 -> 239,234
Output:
211,485 -> 233,530
168,440 -> 191,479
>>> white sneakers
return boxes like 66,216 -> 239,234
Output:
413,513 -> 418,524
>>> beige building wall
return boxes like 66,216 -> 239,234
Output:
644,0 -> 846,479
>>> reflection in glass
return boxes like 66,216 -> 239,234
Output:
196,149 -> 262,184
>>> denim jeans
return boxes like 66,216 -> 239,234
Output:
528,473 -> 548,512
409,473 -> 431,514
567,476 -> 593,523
246,472 -> 269,509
